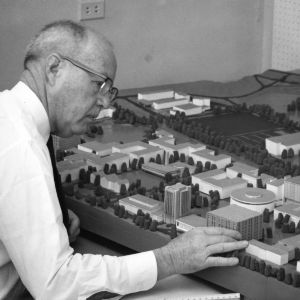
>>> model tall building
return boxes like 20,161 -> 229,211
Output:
207,204 -> 263,240
164,183 -> 191,224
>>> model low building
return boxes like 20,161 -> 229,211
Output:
152,97 -> 189,110
192,97 -> 210,107
113,141 -> 163,164
207,204 -> 263,240
57,160 -> 87,182
155,129 -> 174,139
176,214 -> 207,232
266,178 -> 284,201
142,162 -> 180,178
138,90 -> 174,101
190,149 -> 231,169
100,174 -> 129,193
119,194 -> 164,222
284,176 -> 300,202
78,141 -> 117,156
170,161 -> 196,176
266,132 -> 300,156
226,162 -> 258,178
192,169 -> 247,199
246,239 -> 289,265
277,235 -> 300,261
274,203 -> 300,225
230,187 -> 276,213
170,103 -> 207,116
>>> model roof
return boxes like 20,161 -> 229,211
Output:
275,203 -> 300,217
267,132 -> 300,146
267,178 -> 284,187
192,149 -> 231,162
192,169 -> 225,180
230,187 -> 276,205
176,214 -> 207,227
153,98 -> 188,104
248,239 -> 288,255
285,176 -> 300,185
173,103 -> 200,110
205,177 -> 247,188
207,204 -> 261,222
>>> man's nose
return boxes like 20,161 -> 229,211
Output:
97,95 -> 110,109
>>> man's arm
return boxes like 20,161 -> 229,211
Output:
154,227 -> 248,280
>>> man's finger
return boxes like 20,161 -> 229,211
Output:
205,256 -> 239,268
205,235 -> 238,246
206,240 -> 248,255
203,227 -> 242,240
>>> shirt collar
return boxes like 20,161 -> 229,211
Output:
11,81 -> 50,144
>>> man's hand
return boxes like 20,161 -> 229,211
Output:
68,209 -> 80,243
154,227 -> 248,280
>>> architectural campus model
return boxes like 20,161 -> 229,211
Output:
58,82 -> 300,299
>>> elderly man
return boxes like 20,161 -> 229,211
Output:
0,20 -> 248,299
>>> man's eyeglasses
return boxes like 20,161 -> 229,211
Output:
57,53 -> 118,102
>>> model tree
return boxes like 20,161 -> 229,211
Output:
131,158 -> 137,170
121,162 -> 127,173
180,153 -> 186,162
94,174 -> 100,186
156,154 -> 162,164
173,150 -> 179,162
187,157 -> 194,166
263,208 -> 270,223
103,163 -> 109,175
109,164 -> 117,174
120,184 -> 127,196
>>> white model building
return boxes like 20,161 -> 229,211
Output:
142,162 -> 180,178
297,261 -> 300,272
230,187 -> 276,213
155,129 -> 174,139
100,174 -> 130,193
53,134 -> 81,152
176,214 -> 207,232
265,132 -> 300,156
192,169 -> 247,199
246,239 -> 289,265
78,141 -> 117,156
226,162 -> 258,178
174,92 -> 191,101
192,97 -> 210,107
149,138 -> 206,162
164,183 -> 191,224
170,103 -> 206,116
277,235 -> 300,261
113,141 -> 163,164
96,107 -> 115,119
284,176 -> 300,202
137,90 -> 174,101
119,194 -> 164,222
190,149 -> 231,169
170,161 -> 196,176
57,160 -> 87,182
152,97 -> 189,110
274,203 -> 300,225
266,178 -> 284,202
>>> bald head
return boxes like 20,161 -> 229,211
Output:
24,20 -> 116,76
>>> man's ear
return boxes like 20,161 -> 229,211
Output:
45,54 -> 63,86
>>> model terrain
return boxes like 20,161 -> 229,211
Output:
57,69 -> 300,300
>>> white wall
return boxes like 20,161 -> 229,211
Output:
0,0 -> 272,91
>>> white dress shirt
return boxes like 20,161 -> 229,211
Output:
0,82 -> 157,300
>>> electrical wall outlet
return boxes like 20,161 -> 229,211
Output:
79,0 -> 105,21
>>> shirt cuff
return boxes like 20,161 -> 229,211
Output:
119,251 -> 157,294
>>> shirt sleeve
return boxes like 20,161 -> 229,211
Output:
0,138 -> 157,299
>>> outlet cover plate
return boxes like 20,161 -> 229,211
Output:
79,0 -> 105,21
